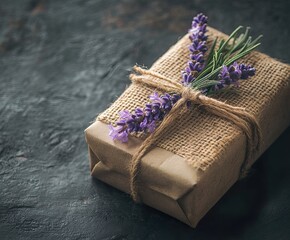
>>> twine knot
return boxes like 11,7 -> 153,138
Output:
181,87 -> 201,102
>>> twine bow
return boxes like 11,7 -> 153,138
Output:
129,65 -> 261,202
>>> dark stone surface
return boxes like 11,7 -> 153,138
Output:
0,0 -> 290,239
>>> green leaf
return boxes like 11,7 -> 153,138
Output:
217,26 -> 243,54
225,43 -> 261,65
194,80 -> 220,90
206,37 -> 218,65
248,34 -> 263,47
194,64 -> 213,80
191,66 -> 223,87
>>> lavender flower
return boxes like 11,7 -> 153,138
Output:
211,62 -> 256,91
189,13 -> 208,42
182,13 -> 208,86
109,92 -> 181,142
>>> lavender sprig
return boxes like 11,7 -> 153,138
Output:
109,13 -> 261,143
182,13 -> 208,86
212,62 -> 256,91
109,92 -> 180,142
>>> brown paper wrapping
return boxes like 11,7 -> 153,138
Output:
85,27 -> 290,227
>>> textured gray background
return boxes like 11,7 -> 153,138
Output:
0,0 -> 290,239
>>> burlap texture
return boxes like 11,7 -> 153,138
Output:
97,26 -> 290,171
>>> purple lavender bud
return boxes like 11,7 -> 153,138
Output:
119,110 -> 132,120
190,52 -> 205,63
149,92 -> 162,102
109,125 -> 129,143
189,40 -> 208,54
134,107 -> 144,119
239,64 -> 256,79
218,62 -> 242,86
218,66 -> 232,84
228,62 -> 242,81
181,72 -> 196,86
187,61 -> 203,72
192,13 -> 208,26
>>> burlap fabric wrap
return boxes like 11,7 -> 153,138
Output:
97,27 -> 290,202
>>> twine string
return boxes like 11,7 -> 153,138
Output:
129,65 -> 261,202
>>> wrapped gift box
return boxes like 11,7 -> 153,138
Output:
85,27 -> 290,227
